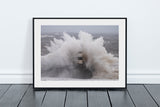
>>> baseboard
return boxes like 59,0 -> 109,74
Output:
0,73 -> 160,84
0,74 -> 32,84
127,74 -> 160,84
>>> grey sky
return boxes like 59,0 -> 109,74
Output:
41,25 -> 118,35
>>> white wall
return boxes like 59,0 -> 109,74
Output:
0,0 -> 160,83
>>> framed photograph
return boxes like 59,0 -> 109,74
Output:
33,18 -> 127,89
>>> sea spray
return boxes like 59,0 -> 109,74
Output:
41,31 -> 118,79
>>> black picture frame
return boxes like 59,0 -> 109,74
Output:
33,17 -> 127,89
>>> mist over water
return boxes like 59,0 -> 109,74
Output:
41,25 -> 118,35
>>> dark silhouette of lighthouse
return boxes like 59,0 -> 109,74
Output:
76,51 -> 92,79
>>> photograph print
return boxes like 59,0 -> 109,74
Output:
33,18 -> 127,88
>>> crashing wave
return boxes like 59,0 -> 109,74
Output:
41,31 -> 118,79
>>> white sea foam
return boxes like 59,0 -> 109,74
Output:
41,31 -> 118,79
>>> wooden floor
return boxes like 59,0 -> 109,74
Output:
0,85 -> 160,107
